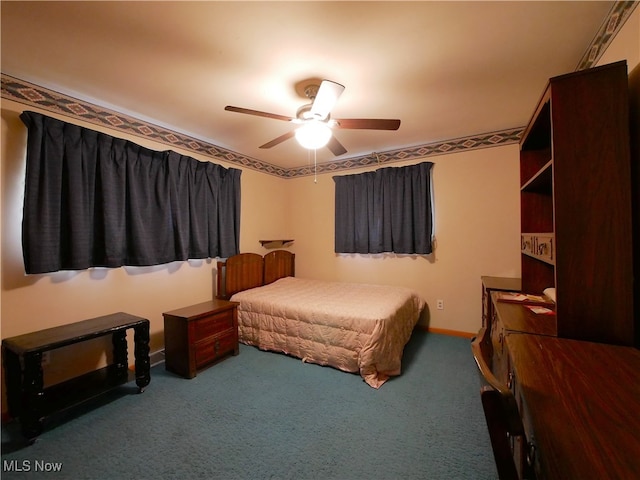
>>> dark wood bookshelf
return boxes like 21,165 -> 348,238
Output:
519,60 -> 635,346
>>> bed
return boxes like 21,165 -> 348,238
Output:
216,250 -> 425,388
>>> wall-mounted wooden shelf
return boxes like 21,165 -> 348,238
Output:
259,239 -> 294,248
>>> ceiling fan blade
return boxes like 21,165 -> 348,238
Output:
326,135 -> 347,156
259,130 -> 295,149
335,118 -> 401,130
225,105 -> 293,122
310,80 -> 345,119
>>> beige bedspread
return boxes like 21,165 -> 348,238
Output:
230,277 -> 425,388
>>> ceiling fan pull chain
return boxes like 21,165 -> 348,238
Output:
314,148 -> 318,184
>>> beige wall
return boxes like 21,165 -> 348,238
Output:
597,6 -> 639,69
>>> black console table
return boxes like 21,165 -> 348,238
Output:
2,312 -> 151,443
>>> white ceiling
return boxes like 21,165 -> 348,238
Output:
1,1 -> 618,170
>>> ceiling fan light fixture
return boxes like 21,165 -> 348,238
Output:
225,78 -> 398,156
295,121 -> 332,150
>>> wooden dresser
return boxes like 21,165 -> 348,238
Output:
163,299 -> 239,378
481,276 -> 521,329
506,330 -> 640,479
476,59 -> 639,480
489,291 -> 556,383
482,297 -> 640,479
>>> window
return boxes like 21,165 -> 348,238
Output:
21,111 -> 241,274
333,162 -> 433,254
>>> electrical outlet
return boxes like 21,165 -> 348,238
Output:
41,351 -> 51,365
436,299 -> 444,310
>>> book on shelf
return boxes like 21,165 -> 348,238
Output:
497,291 -> 555,307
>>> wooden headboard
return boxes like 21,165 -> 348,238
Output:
216,250 -> 295,300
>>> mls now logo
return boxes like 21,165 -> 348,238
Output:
3,459 -> 63,472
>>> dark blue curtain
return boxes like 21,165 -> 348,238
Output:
334,162 -> 433,254
21,111 -> 241,274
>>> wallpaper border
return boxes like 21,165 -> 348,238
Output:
0,74 -> 523,178
577,1 -> 638,71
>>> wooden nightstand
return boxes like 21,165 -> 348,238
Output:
163,299 -> 239,378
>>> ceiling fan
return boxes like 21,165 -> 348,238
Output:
224,80 -> 401,156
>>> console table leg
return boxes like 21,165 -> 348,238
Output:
133,323 -> 150,393
2,347 -> 22,418
21,352 -> 45,442
111,330 -> 128,381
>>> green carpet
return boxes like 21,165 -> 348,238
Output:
1,331 -> 498,479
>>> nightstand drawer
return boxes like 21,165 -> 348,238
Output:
195,331 -> 237,368
194,310 -> 234,340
